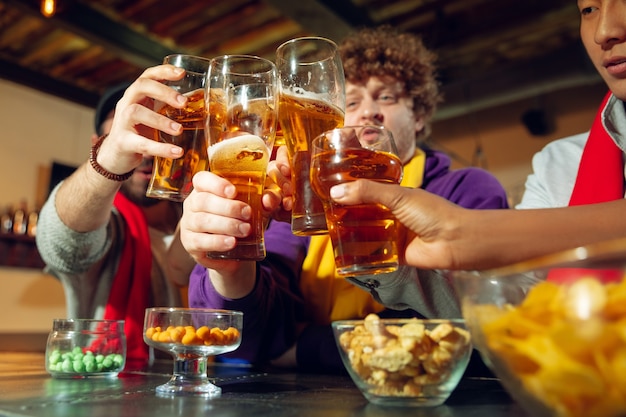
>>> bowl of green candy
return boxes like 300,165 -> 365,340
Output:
45,319 -> 126,378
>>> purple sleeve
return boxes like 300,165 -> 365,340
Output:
425,167 -> 509,209
188,220 -> 309,364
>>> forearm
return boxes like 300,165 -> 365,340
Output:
188,220 -> 309,364
189,261 -> 302,364
208,262 -> 257,299
330,180 -> 626,272
167,225 -> 198,287
455,201 -> 626,270
350,266 -> 462,318
189,266 -> 270,363
36,185 -> 114,272
55,162 -> 120,232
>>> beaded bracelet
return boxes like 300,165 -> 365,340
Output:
89,134 -> 135,182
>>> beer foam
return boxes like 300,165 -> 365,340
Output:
209,134 -> 269,171
285,87 -> 327,101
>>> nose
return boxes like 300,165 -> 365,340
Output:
594,3 -> 626,48
351,95 -> 384,126
139,155 -> 154,170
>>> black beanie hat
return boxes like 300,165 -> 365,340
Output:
94,82 -> 131,136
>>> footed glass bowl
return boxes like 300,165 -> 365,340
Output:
143,307 -> 243,397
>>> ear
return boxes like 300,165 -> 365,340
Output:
415,117 -> 425,133
90,133 -> 100,146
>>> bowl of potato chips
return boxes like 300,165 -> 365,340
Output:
453,238 -> 626,417
332,314 -> 472,407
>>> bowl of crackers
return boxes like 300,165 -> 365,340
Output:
332,314 -> 472,406
453,237 -> 626,417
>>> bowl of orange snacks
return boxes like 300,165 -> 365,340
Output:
332,314 -> 472,407
453,238 -> 626,417
143,308 -> 243,396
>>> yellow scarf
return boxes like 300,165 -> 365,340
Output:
300,149 -> 426,325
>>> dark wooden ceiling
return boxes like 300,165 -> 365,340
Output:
0,0 -> 602,120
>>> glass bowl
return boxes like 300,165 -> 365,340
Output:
45,319 -> 126,378
332,314 -> 472,407
143,307 -> 243,397
452,237 -> 626,417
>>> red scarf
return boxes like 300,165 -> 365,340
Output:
550,92 -> 624,284
568,92 -> 624,206
103,192 -> 152,363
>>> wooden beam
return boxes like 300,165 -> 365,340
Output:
4,0 -> 179,67
0,57 -> 98,107
263,0 -> 360,42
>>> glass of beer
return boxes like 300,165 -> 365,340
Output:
276,37 -> 345,236
310,126 -> 403,276
205,55 -> 278,260
270,122 -> 284,160
146,54 -> 211,202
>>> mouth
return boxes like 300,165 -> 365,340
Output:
603,57 -> 626,76
359,126 -> 384,144
134,159 -> 154,179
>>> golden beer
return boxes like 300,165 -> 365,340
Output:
147,89 -> 208,202
271,122 -> 285,160
311,141 -> 403,276
208,134 -> 269,260
278,92 -> 344,235
208,90 -> 276,143
206,54 -> 277,260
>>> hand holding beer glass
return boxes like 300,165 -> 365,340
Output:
276,37 -> 345,236
205,55 -> 278,260
310,126 -> 403,276
146,54 -> 211,202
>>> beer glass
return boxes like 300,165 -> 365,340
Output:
146,54 -> 211,202
276,37 -> 345,236
310,126 -> 403,276
205,55 -> 278,260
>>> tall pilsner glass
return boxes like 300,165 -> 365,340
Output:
146,54 -> 211,202
276,37 -> 346,236
205,55 -> 278,260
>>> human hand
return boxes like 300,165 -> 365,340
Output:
180,171 -> 252,269
329,179 -> 464,270
266,145 -> 293,223
94,64 -> 188,177
180,170 -> 281,264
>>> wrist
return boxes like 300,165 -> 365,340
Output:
208,262 -> 257,299
89,134 -> 135,182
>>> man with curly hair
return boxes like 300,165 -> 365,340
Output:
180,26 -> 508,373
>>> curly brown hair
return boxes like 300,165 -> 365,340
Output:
339,25 -> 442,142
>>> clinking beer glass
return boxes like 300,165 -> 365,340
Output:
146,54 -> 211,202
205,55 -> 278,260
276,37 -> 346,236
310,126 -> 403,276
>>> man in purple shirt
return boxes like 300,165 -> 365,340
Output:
181,26 -> 508,373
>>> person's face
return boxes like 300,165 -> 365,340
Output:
159,156 -> 173,176
344,76 -> 424,165
183,150 -> 200,173
579,0 -> 626,100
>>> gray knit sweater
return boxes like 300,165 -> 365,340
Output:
35,184 -> 182,320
